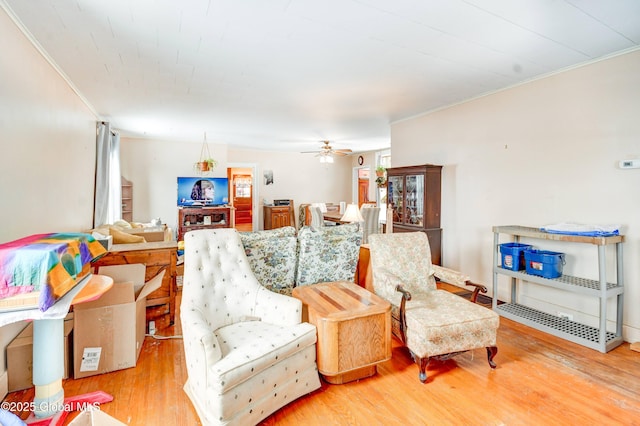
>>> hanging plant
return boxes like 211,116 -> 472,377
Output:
194,132 -> 217,174
376,166 -> 386,177
195,158 -> 217,172
375,176 -> 387,187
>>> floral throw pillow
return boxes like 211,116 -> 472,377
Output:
295,224 -> 362,286
240,227 -> 297,294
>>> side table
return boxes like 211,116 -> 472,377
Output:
292,281 -> 391,384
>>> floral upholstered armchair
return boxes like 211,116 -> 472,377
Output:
368,232 -> 499,383
181,229 -> 321,425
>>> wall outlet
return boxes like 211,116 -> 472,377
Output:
557,312 -> 573,321
149,320 -> 156,335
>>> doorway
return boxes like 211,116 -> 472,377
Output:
357,167 -> 370,207
229,167 -> 254,232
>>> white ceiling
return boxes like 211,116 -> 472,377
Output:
3,0 -> 639,153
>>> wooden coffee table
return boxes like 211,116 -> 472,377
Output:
292,281 -> 391,384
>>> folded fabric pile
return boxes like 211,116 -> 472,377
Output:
540,223 -> 620,237
0,233 -> 106,311
90,220 -> 148,244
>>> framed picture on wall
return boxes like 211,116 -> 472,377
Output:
264,170 -> 274,185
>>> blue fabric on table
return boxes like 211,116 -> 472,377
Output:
540,223 -> 620,237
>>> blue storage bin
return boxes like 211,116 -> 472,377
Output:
524,249 -> 565,278
499,243 -> 532,271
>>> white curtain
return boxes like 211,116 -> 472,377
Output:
94,122 -> 122,227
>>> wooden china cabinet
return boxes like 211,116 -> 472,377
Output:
386,164 -> 442,265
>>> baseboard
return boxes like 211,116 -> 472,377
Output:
0,370 -> 8,401
623,325 -> 640,346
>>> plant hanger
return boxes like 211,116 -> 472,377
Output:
195,132 -> 217,174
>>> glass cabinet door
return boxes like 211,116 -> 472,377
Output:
405,174 -> 424,226
388,175 -> 404,224
383,164 -> 442,264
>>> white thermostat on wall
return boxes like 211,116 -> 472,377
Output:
618,159 -> 640,169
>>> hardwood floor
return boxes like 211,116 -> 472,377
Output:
234,223 -> 252,232
4,289 -> 640,425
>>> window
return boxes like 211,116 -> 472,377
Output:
234,176 -> 252,198
376,150 -> 391,219
379,151 -> 391,169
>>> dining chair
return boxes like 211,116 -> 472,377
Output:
360,206 -> 380,244
309,206 -> 325,228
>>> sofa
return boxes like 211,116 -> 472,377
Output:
239,224 -> 363,295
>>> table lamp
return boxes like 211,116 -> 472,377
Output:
340,203 -> 364,228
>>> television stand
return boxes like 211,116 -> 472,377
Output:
178,206 -> 234,240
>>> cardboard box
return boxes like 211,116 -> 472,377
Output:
7,315 -> 74,392
68,408 -> 126,426
73,265 -> 163,379
96,235 -> 113,251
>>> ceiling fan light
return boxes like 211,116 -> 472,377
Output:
319,154 -> 333,164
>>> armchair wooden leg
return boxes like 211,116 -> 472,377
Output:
486,346 -> 498,368
418,357 -> 430,383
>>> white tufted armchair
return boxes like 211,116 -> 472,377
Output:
181,229 -> 321,425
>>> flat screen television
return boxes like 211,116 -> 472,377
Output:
177,177 -> 230,207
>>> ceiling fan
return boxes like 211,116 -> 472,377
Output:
301,141 -> 352,163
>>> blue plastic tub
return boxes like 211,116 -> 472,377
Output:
499,243 -> 532,271
524,249 -> 565,279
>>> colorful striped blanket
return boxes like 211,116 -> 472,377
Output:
0,233 -> 106,311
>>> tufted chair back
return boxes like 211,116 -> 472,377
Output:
183,228 -> 264,329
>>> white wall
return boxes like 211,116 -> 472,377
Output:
391,49 -> 640,342
119,139 -> 353,232
119,137 -> 229,234
0,7 -> 98,394
347,151 -> 380,204
229,148 -> 352,228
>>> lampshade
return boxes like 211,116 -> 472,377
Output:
340,204 -> 364,223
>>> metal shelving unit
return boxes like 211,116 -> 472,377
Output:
492,225 -> 624,353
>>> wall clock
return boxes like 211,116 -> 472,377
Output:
357,155 -> 364,165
